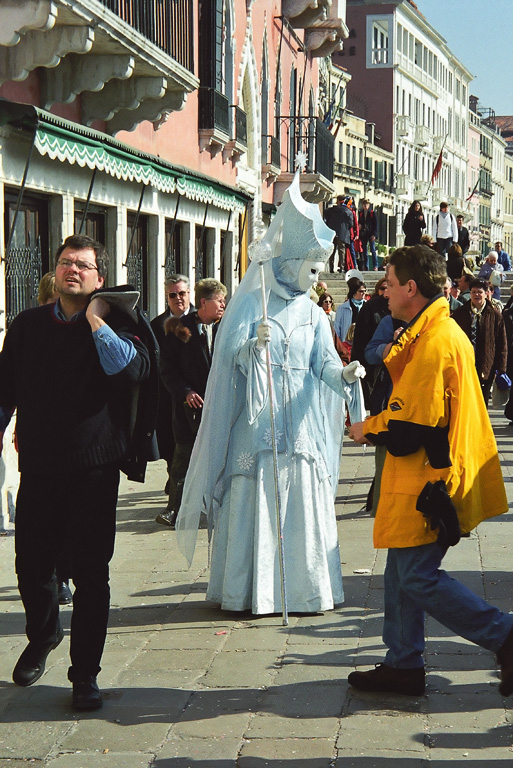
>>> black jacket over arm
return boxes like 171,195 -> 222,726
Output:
0,294 -> 158,481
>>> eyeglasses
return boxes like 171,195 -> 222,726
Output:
323,299 -> 333,304
168,291 -> 188,299
57,258 -> 98,272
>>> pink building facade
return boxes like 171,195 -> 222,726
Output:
0,0 -> 347,328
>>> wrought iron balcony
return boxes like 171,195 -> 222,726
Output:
100,0 -> 194,71
278,116 -> 334,181
0,0 -> 198,132
233,106 -> 247,147
262,135 -> 281,169
198,88 -> 230,136
272,116 -> 334,202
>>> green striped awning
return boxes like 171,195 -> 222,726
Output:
0,99 -> 248,214
35,123 -> 246,213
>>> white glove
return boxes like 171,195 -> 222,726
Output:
256,321 -> 271,351
343,360 -> 366,383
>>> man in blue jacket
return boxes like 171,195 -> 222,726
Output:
495,241 -> 511,271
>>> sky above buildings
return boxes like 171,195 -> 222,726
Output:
419,0 -> 513,116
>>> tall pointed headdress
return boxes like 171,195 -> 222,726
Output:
262,170 -> 335,264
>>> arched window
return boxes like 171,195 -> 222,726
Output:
198,0 -> 234,135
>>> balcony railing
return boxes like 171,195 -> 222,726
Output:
375,178 -> 394,193
262,135 -> 281,168
278,116 -> 334,182
396,174 -> 412,195
479,182 -> 493,196
198,88 -> 230,136
334,163 -> 371,182
233,106 -> 247,147
396,115 -> 412,137
100,0 -> 194,72
414,125 -> 430,147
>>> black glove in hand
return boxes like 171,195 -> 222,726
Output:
416,480 -> 461,549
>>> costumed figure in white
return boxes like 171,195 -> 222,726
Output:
176,170 -> 366,615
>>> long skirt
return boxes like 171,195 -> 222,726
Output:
207,454 -> 344,614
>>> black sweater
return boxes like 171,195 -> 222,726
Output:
0,303 -> 150,475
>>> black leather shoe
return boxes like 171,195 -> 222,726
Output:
12,630 -> 64,687
348,663 -> 425,696
72,677 -> 103,711
155,509 -> 178,528
58,581 -> 73,605
497,627 -> 513,696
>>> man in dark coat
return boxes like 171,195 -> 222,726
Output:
456,215 -> 470,255
324,195 -> 354,272
0,235 -> 154,712
157,278 -> 226,527
452,278 -> 507,405
351,289 -> 389,405
150,274 -> 195,495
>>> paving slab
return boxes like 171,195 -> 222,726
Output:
157,736 -> 241,765
238,737 -> 335,766
46,755 -> 152,768
336,712 -> 427,753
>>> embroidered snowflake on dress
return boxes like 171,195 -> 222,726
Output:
237,451 -> 254,471
294,433 -> 308,453
263,427 -> 283,448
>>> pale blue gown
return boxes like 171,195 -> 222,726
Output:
206,290 -> 351,613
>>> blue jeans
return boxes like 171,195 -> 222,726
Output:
383,543 -> 513,669
361,237 -> 377,269
436,237 -> 453,257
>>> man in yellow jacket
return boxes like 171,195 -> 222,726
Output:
348,244 -> 513,697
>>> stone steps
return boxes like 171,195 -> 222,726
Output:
322,270 -> 513,306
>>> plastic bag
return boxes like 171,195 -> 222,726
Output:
492,380 -> 510,407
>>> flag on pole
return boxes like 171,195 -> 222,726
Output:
430,134 -> 447,186
466,177 -> 479,202
430,149 -> 443,185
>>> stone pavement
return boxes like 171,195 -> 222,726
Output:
1,408 -> 513,766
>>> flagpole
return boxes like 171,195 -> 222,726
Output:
465,177 -> 480,211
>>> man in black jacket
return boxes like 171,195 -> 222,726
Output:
158,278 -> 226,528
351,273 -> 390,408
151,274 -> 195,495
0,235 -> 153,712
456,215 -> 470,255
